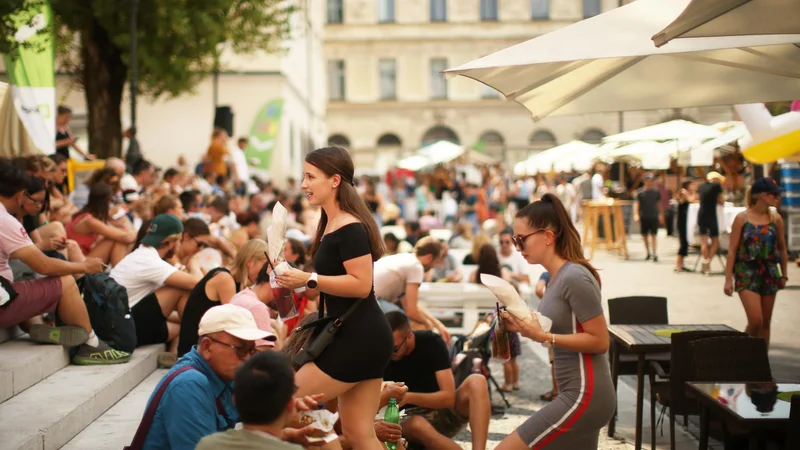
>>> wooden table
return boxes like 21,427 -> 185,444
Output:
687,382 -> 798,450
582,199 -> 630,260
607,324 -> 737,450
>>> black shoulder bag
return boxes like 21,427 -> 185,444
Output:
294,293 -> 364,367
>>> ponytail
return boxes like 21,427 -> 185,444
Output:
519,193 -> 601,287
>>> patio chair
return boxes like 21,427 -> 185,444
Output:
647,330 -> 745,450
785,394 -> 800,450
687,336 -> 773,449
688,336 -> 772,382
608,296 -> 671,376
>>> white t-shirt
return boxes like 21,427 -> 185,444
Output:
498,249 -> 528,275
556,183 -> 577,206
591,173 -> 605,200
373,253 -> 424,303
0,203 -> 34,281
119,174 -> 140,192
231,148 -> 249,182
110,246 -> 178,307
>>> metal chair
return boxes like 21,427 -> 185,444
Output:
647,330 -> 746,450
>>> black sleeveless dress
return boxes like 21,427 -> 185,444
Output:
312,223 -> 393,382
177,267 -> 231,357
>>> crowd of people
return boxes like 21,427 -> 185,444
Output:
0,120 -> 789,449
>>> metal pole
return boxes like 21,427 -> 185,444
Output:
126,0 -> 142,168
213,69 -> 219,107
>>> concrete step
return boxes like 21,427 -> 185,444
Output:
0,327 -> 23,345
0,337 -> 70,404
62,369 -> 167,450
0,344 -> 161,450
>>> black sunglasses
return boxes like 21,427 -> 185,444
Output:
512,229 -> 546,250
393,332 -> 411,352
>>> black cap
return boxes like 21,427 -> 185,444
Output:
751,177 -> 784,195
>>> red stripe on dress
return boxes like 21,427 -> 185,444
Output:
532,321 -> 595,449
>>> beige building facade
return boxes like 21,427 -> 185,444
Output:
323,0 -> 735,172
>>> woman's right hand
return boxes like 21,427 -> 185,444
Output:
120,231 -> 137,244
723,278 -> 734,296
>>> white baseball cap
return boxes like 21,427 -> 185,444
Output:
198,304 -> 271,342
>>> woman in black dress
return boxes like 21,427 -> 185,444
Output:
276,146 -> 393,450
674,179 -> 697,272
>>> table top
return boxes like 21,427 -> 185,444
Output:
608,324 -> 737,353
687,382 -> 799,426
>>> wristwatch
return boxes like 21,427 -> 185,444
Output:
307,272 -> 318,289
542,332 -> 555,348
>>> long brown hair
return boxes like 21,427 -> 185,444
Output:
516,193 -> 601,286
305,146 -> 384,261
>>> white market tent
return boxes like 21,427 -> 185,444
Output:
396,140 -> 498,172
602,119 -> 721,144
677,121 -> 747,167
516,141 -> 600,175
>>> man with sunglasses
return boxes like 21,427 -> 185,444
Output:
135,304 -> 271,450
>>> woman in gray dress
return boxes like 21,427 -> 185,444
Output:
499,193 -> 615,450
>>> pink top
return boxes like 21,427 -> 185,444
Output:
230,288 -> 277,347
0,203 -> 34,280
65,213 -> 99,255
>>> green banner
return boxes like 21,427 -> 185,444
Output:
2,0 -> 56,154
244,99 -> 284,170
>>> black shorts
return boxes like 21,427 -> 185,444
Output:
131,293 -> 168,346
698,217 -> 719,238
640,217 -> 659,236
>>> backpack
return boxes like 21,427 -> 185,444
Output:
82,273 -> 137,353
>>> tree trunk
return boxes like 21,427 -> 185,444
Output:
81,17 -> 126,159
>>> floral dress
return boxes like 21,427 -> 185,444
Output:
733,221 -> 782,295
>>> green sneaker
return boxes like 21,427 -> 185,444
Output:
29,325 -> 89,347
72,340 -> 131,365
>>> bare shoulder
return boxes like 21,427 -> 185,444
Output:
334,214 -> 361,230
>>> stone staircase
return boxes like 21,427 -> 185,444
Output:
0,326 -> 165,450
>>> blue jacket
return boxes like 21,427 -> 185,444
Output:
142,347 -> 238,450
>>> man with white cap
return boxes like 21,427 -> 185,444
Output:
133,304 -> 270,450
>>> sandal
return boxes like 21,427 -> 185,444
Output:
539,391 -> 558,402
512,383 -> 521,391
500,384 -> 514,392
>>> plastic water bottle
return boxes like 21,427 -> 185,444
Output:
383,398 -> 400,450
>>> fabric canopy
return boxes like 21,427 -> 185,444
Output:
444,0 -> 800,121
603,119 -> 720,143
653,0 -> 800,47
396,140 -> 498,171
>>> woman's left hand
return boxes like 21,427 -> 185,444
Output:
501,310 -> 545,342
276,268 -> 311,289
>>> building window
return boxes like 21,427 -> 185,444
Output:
429,58 -> 448,99
328,134 -> 351,148
529,130 -> 557,150
531,0 -> 549,19
581,128 -> 606,144
378,0 -> 395,23
328,60 -> 345,101
430,0 -> 447,22
480,0 -> 498,21
480,84 -> 501,99
327,0 -> 343,23
379,59 -> 397,100
582,0 -> 601,18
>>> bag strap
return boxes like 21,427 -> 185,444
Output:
126,366 -> 194,450
297,294 -> 365,333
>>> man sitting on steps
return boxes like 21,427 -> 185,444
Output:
0,161 -> 130,365
383,311 -> 491,450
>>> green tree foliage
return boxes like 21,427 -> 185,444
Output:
3,0 -> 294,158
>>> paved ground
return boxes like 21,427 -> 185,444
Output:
452,231 -> 799,449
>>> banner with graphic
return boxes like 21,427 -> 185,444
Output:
2,0 -> 56,154
245,99 -> 284,170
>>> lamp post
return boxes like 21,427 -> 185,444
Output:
125,0 -> 142,169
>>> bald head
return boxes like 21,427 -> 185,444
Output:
105,157 -> 126,176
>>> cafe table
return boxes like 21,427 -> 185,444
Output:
687,382 -> 797,450
607,324 -> 737,450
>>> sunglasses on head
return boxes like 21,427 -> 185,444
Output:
512,229 -> 547,250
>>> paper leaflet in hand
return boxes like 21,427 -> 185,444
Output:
266,202 -> 304,292
299,409 -> 339,443
479,274 -> 552,336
